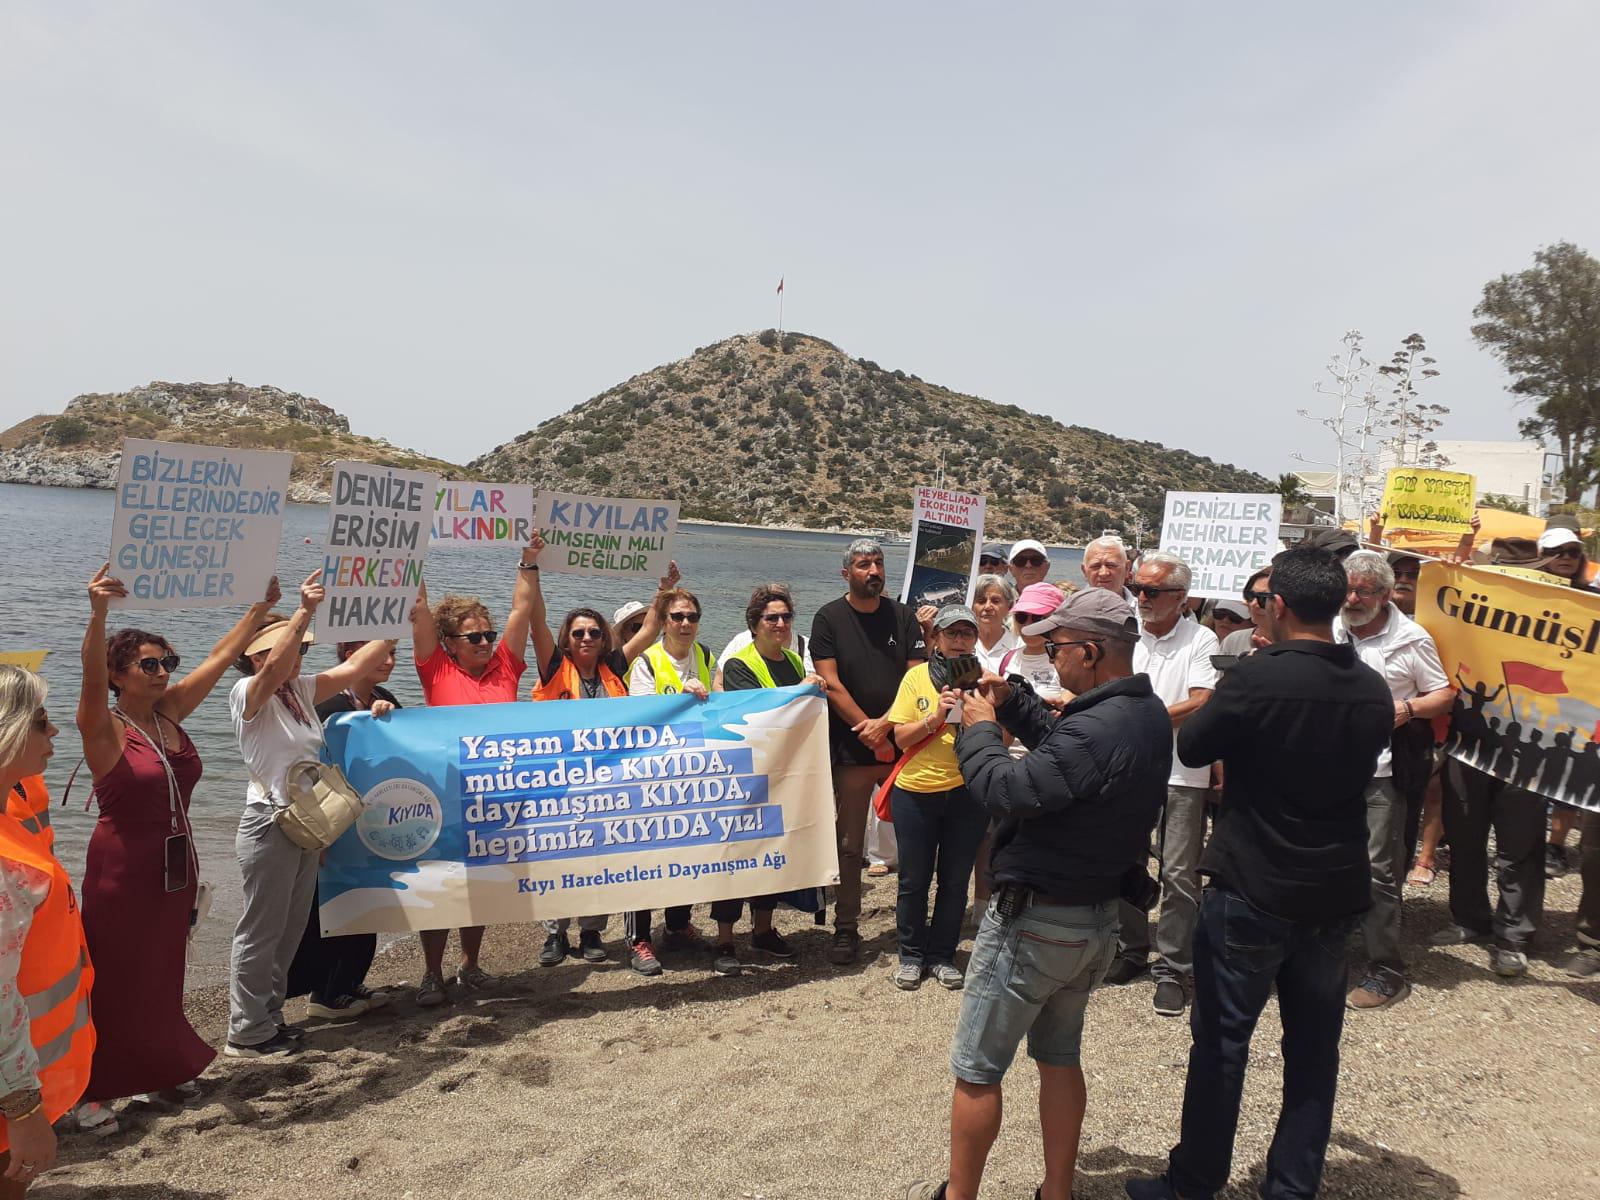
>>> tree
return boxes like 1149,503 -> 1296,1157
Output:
1275,472 -> 1312,507
1472,242 -> 1600,502
1479,492 -> 1531,515
1376,333 -> 1448,468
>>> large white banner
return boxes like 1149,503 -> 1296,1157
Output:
320,461 -> 438,639
109,438 -> 292,609
532,492 -> 678,578
1159,491 -> 1282,600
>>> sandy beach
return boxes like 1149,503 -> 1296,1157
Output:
47,869 -> 1600,1200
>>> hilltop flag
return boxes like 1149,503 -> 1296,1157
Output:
1503,661 -> 1567,694
776,277 -> 784,294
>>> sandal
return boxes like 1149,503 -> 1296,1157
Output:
1406,864 -> 1437,887
867,863 -> 891,877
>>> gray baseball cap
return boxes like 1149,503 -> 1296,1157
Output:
932,603 -> 979,632
1021,587 -> 1139,643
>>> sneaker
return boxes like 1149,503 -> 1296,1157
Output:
893,961 -> 925,990
416,972 -> 449,1007
579,930 -> 608,962
1103,956 -> 1150,986
630,939 -> 663,976
1153,980 -> 1187,1016
76,1101 -> 119,1136
712,944 -> 742,976
1429,923 -> 1491,946
224,1029 -> 301,1058
1125,1176 -> 1179,1199
827,929 -> 861,965
661,925 -> 707,952
1565,947 -> 1600,978
163,1079 -> 203,1101
751,928 -> 796,960
540,933 -> 572,966
456,964 -> 500,991
353,984 -> 394,1011
1346,976 -> 1411,1010
306,994 -> 371,1021
276,1024 -> 304,1041
1545,843 -> 1568,879
929,962 -> 964,990
1490,946 -> 1529,978
902,1182 -> 948,1200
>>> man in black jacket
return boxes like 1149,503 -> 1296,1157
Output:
903,588 -> 1170,1200
1128,546 -> 1392,1200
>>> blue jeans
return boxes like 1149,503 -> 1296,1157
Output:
1168,887 -> 1355,1200
890,785 -> 990,967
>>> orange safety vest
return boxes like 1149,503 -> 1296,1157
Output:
0,811 -> 95,1146
7,777 -> 54,851
530,656 -> 627,702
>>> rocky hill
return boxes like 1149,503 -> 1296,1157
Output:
0,382 -> 460,502
471,331 -> 1270,540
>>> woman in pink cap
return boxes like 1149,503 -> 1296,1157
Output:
996,583 -> 1067,703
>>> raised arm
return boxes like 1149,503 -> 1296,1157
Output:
242,570 -> 321,721
313,638 -> 396,706
411,578 -> 439,665
77,564 -> 129,779
158,576 -> 282,724
621,560 -> 680,665
501,533 -> 545,664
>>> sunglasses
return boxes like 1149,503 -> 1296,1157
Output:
138,654 -> 182,675
570,628 -> 605,641
1213,611 -> 1251,623
1550,546 -> 1583,558
446,630 -> 499,645
1044,638 -> 1102,656
1011,555 -> 1047,568
761,612 -> 796,625
1130,584 -> 1182,600
1246,590 -> 1274,608
667,612 -> 702,624
979,557 -> 1005,567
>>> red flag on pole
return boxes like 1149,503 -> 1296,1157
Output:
776,277 -> 784,294
1502,661 -> 1567,694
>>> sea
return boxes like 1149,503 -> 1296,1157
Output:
1,482 -> 1083,983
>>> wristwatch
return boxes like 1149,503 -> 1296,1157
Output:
518,562 -> 539,571
0,1087 -> 41,1120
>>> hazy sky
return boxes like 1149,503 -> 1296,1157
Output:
4,1 -> 1598,478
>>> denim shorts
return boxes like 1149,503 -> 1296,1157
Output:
949,896 -> 1118,1084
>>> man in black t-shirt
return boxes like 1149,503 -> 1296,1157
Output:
810,538 -> 926,964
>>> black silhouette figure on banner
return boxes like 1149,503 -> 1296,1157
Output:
1539,730 -> 1574,797
1567,737 -> 1600,809
1513,727 -> 1548,791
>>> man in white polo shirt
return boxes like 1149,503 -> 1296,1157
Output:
1106,551 -> 1218,1017
1338,550 -> 1454,1010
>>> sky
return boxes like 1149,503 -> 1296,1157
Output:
3,1 -> 1598,479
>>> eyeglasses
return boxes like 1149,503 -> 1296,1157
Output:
1011,555 -> 1047,568
667,612 -> 701,624
1345,586 -> 1385,601
1044,638 -> 1102,656
138,654 -> 181,675
570,628 -> 605,641
446,630 -> 499,645
1246,590 -> 1274,608
761,612 -> 796,625
1130,584 -> 1182,600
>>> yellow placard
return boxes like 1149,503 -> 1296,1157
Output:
1380,467 -> 1476,534
1415,562 -> 1600,813
0,651 -> 49,673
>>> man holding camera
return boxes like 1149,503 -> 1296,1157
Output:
902,588 -> 1171,1200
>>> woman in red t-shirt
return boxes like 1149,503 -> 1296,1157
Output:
407,535 -> 544,1007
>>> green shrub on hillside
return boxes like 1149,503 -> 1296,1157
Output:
44,415 -> 92,445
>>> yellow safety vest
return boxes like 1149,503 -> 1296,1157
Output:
730,642 -> 804,689
640,642 -> 713,694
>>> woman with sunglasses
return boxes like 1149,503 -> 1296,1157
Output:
72,563 -> 283,1130
529,550 -> 677,969
0,667 -> 96,1193
225,572 -> 393,1058
709,583 -> 826,974
408,535 -> 546,1006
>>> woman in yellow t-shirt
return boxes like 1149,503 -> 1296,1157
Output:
884,604 -> 991,992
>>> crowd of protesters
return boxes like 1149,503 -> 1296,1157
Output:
0,514 -> 1597,1198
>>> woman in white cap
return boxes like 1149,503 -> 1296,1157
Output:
1536,519 -> 1597,592
882,604 -> 992,991
224,570 -> 393,1059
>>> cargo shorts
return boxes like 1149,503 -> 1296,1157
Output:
949,895 -> 1118,1085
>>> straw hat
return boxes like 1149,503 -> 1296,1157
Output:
244,621 -> 315,658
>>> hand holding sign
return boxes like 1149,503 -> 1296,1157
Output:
299,568 -> 326,614
521,531 -> 546,568
87,563 -> 129,616
260,575 -> 282,609
658,559 -> 681,593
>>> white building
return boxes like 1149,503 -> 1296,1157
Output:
1432,440 -> 1550,514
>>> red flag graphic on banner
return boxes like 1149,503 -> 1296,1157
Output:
776,277 -> 784,294
1502,661 -> 1567,694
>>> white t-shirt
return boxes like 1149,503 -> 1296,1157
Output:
1336,603 -> 1449,778
1220,627 -> 1257,657
999,647 -> 1064,702
976,628 -> 1020,675
230,674 -> 322,810
717,630 -> 813,675
1134,617 -> 1220,789
628,642 -> 711,696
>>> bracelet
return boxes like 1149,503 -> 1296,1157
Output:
518,563 -> 539,572
1403,699 -> 1415,720
0,1087 -> 41,1120
6,1102 -> 41,1124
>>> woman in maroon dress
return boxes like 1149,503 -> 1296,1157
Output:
73,564 -> 281,1132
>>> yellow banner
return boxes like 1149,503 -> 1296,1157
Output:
1380,467 -> 1476,534
0,650 -> 49,672
1415,562 -> 1600,812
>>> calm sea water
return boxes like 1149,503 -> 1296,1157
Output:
2,482 -> 1083,982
